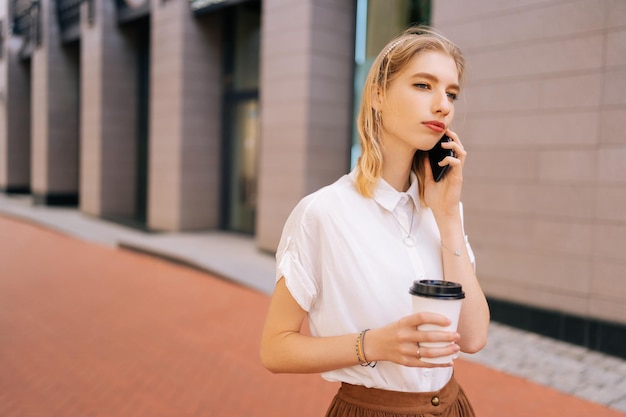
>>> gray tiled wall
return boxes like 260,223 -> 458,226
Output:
256,0 -> 355,251
31,0 -> 79,197
149,0 -> 222,231
434,0 -> 626,324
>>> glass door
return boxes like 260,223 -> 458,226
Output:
351,0 -> 431,167
224,98 -> 259,233
221,1 -> 260,234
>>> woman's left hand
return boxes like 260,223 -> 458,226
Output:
423,129 -> 466,218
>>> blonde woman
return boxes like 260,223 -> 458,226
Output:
260,26 -> 489,417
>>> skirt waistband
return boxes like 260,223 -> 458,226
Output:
336,376 -> 460,414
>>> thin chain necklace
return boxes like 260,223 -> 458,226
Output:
390,205 -> 416,247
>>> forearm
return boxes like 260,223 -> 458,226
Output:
260,278 -> 365,374
261,331 -> 360,374
436,215 -> 490,353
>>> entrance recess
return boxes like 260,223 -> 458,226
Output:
221,1 -> 260,234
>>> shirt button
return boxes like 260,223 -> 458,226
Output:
431,396 -> 440,406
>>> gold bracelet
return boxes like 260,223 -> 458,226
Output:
356,329 -> 376,368
441,242 -> 462,256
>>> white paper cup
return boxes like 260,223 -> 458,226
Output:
409,280 -> 465,364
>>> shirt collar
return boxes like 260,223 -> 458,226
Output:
349,168 -> 420,213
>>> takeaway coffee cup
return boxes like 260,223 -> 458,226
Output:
409,279 -> 465,364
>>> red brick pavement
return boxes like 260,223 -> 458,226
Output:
0,214 -> 623,417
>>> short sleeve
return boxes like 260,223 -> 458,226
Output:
459,202 -> 477,271
275,196 -> 322,312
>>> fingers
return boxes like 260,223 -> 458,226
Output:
395,312 -> 460,367
442,130 -> 466,162
417,343 -> 460,366
403,311 -> 452,328
398,339 -> 459,368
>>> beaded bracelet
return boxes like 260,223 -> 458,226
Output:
356,329 -> 377,368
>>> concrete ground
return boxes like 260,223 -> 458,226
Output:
1,193 -> 625,416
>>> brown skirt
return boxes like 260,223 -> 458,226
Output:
324,376 -> 475,417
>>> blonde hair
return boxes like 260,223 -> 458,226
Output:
355,26 -> 465,202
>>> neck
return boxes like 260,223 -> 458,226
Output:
381,151 -> 414,192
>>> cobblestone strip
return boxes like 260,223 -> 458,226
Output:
462,322 -> 626,413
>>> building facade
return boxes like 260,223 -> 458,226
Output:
0,0 -> 624,357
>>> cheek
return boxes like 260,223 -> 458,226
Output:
448,106 -> 455,121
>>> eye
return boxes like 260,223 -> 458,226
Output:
446,92 -> 459,101
414,83 -> 430,90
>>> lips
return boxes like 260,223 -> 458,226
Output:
423,121 -> 446,133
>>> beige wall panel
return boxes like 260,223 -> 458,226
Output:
597,147 -> 626,183
600,109 -> 626,145
441,0 -> 605,52
531,220 -> 594,257
81,0 -> 139,217
30,0 -> 80,196
179,16 -> 222,229
467,35 -> 603,82
463,184 -> 597,223
532,185 -> 595,220
265,76 -> 309,104
593,224 -> 626,261
0,3 -> 4,180
590,257 -> 626,323
31,43 -> 49,192
595,186 -> 626,223
263,52 -> 309,79
80,60 -> 101,218
462,111 -> 599,148
607,0 -> 626,29
262,100 -> 309,126
435,0 -> 626,323
588,298 -> 626,324
434,0 -> 562,24
464,150 -> 539,181
603,69 -> 626,105
256,0 -> 353,251
464,214 -> 534,251
149,1 -> 184,230
606,29 -> 626,67
262,1 -> 310,38
538,150 -> 597,184
460,79 -> 542,114
149,0 -> 221,231
462,183 -> 537,216
1,36 -> 31,188
0,66 -> 6,186
591,261 -> 626,301
478,247 -> 590,293
480,278 -> 589,316
540,73 -> 603,110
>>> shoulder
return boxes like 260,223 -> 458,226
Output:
283,174 -> 359,232
296,174 -> 356,213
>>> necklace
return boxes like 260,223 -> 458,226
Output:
390,205 -> 416,247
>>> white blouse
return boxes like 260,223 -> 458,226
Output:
275,169 -> 475,392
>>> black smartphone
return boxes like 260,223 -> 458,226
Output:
428,135 -> 454,182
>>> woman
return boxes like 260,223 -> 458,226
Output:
260,25 -> 490,417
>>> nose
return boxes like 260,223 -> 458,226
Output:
432,90 -> 452,116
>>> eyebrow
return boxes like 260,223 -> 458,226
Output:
410,72 -> 460,91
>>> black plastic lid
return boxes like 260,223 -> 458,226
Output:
409,280 -> 465,299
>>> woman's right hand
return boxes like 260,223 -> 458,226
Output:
365,312 -> 461,367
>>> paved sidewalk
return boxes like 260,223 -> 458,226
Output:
1,194 -> 626,415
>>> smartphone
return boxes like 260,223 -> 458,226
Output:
428,135 -> 454,182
